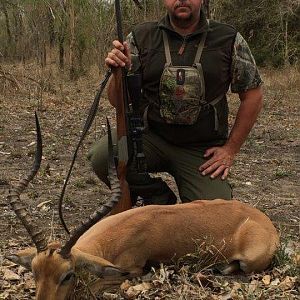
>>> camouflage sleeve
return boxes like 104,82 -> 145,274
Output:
230,32 -> 263,93
126,32 -> 141,75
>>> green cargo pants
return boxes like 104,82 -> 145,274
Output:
88,129 -> 232,203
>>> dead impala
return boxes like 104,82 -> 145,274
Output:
6,115 -> 279,300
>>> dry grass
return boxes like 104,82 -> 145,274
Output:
0,63 -> 299,299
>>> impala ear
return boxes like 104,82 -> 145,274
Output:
73,249 -> 129,278
101,266 -> 129,277
5,247 -> 37,270
82,262 -> 128,278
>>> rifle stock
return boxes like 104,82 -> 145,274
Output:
110,68 -> 132,214
110,0 -> 146,214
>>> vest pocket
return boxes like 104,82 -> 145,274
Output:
159,66 -> 204,125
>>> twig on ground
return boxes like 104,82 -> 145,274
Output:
0,65 -> 22,89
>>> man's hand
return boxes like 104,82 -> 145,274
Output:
105,40 -> 131,69
106,40 -> 132,107
199,145 -> 236,180
199,86 -> 263,180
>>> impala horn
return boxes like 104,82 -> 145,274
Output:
7,112 -> 48,252
60,118 -> 121,257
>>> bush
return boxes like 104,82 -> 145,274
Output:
212,0 -> 300,67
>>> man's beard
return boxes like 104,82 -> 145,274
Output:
170,11 -> 194,28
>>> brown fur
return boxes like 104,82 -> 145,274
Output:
8,199 -> 279,299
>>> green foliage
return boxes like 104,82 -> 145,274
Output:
0,0 -> 298,75
274,167 -> 291,178
273,237 -> 299,277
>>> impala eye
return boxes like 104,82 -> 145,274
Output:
60,272 -> 75,285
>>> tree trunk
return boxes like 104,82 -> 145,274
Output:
69,0 -> 76,79
48,7 -> 55,49
284,20 -> 290,67
13,9 -> 25,62
1,1 -> 12,57
58,3 -> 67,70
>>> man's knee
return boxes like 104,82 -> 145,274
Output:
128,175 -> 177,205
179,178 -> 232,203
88,141 -> 109,185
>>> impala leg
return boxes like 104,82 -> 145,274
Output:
232,220 -> 278,273
89,277 -> 126,294
215,260 -> 241,275
89,267 -> 144,295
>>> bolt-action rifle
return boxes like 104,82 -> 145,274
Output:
110,0 -> 145,214
112,0 -> 178,208
58,0 -> 144,232
59,0 -> 176,231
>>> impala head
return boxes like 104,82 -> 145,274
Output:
35,250 -> 74,299
6,115 -> 122,299
8,243 -> 76,300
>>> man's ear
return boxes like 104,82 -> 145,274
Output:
5,247 -> 37,270
73,249 -> 129,278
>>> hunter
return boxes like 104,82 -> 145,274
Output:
88,0 -> 263,204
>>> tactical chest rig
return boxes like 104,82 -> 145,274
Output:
159,23 -> 223,130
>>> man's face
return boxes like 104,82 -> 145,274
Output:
163,0 -> 203,22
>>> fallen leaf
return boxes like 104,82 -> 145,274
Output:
120,279 -> 131,291
293,253 -> 300,266
37,200 -> 52,208
0,280 -> 10,289
102,292 -> 119,300
248,280 -> 259,293
270,278 -> 280,286
123,282 -> 152,299
7,241 -> 19,247
220,292 -> 232,300
0,151 -> 11,155
27,141 -> 35,147
279,276 -> 296,291
231,281 -> 242,296
132,282 -> 152,292
222,281 -> 229,287
0,291 -> 10,299
24,277 -> 35,290
17,265 -> 26,275
262,274 -> 271,285
3,269 -> 20,281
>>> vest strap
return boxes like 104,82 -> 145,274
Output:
194,62 -> 206,100
143,105 -> 149,131
162,31 -> 172,66
162,27 -> 208,66
204,94 -> 224,131
193,31 -> 207,64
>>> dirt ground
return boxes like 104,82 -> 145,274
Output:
0,64 -> 299,299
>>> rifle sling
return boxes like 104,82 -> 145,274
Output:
59,69 -> 112,234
